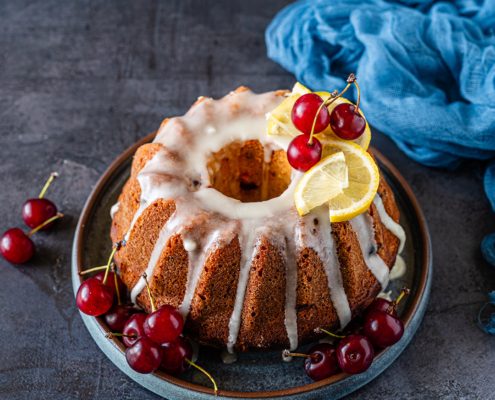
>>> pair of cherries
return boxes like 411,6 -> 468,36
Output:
286,289 -> 408,381
287,74 -> 366,172
0,172 -> 63,264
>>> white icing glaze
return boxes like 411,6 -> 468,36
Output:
114,88 -> 408,354
350,213 -> 390,289
283,235 -> 299,351
227,223 -> 261,354
221,350 -> 238,364
297,207 -> 352,329
390,255 -> 406,280
110,202 -> 120,219
377,290 -> 393,302
373,195 -> 406,253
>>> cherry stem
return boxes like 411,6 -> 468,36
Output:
307,73 -> 358,146
282,349 -> 311,359
102,246 -> 118,285
142,273 -> 156,313
38,172 -> 59,199
28,212 -> 64,237
79,265 -> 107,275
314,327 -> 345,339
105,332 -> 136,339
113,264 -> 121,305
353,79 -> 361,115
389,287 -> 411,313
185,358 -> 218,395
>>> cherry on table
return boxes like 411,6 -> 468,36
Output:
287,134 -> 322,172
125,336 -> 162,374
0,228 -> 35,264
364,310 -> 404,348
122,313 -> 147,347
330,103 -> 366,140
76,277 -> 114,316
161,336 -> 193,375
105,304 -> 137,332
144,304 -> 184,345
22,199 -> 58,230
336,334 -> 374,374
22,172 -> 59,230
291,93 -> 330,136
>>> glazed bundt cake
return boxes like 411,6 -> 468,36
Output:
110,87 -> 406,354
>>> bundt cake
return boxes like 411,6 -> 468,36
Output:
110,87 -> 406,354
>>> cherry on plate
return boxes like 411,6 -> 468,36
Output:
144,305 -> 184,345
76,277 -> 114,316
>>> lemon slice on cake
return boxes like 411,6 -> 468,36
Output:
321,139 -> 379,222
294,152 -> 349,215
266,82 -> 310,137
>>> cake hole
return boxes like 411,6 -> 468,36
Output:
207,140 -> 291,202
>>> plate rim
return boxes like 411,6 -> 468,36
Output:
72,132 -> 432,399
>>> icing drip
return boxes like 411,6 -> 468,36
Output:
373,195 -> 406,253
226,223 -> 260,354
283,236 -> 299,351
298,207 -> 352,329
221,350 -> 238,364
110,202 -> 120,219
179,226 -> 236,317
350,213 -> 390,289
130,210 -> 182,304
390,255 -> 406,280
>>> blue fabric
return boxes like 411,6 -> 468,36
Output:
266,0 -> 495,267
478,291 -> 495,335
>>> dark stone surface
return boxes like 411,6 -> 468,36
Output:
0,1 -> 493,399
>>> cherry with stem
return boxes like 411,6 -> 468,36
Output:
142,273 -> 184,345
75,241 -> 123,316
0,212 -> 64,264
22,172 -> 60,230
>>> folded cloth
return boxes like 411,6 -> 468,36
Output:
266,0 -> 495,267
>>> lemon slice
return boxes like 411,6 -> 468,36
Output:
318,139 -> 379,222
266,82 -> 310,137
321,97 -> 372,150
295,152 -> 349,215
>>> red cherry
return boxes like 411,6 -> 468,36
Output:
364,310 -> 404,348
336,334 -> 374,374
287,135 -> 322,172
0,228 -> 35,264
330,103 -> 366,140
105,305 -> 137,332
22,198 -> 58,230
161,336 -> 193,375
144,305 -> 184,345
304,343 -> 340,381
94,271 -> 126,300
76,277 -> 114,316
125,337 -> 162,374
291,93 -> 330,135
122,313 -> 147,347
367,298 -> 397,317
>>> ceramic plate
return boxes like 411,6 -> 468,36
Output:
72,132 -> 432,400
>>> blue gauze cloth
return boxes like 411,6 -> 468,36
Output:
266,0 -> 495,333
266,0 -> 495,261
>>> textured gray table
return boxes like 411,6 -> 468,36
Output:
1,1 -> 494,399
